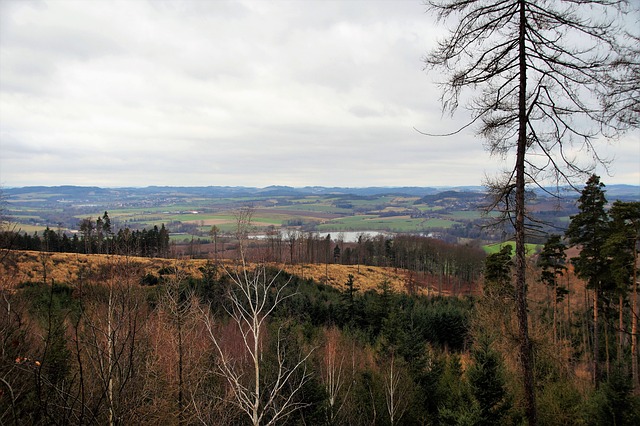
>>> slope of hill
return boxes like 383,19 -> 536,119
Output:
2,250 -> 448,296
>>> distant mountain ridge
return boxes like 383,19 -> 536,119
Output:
3,184 -> 639,201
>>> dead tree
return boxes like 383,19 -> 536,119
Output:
424,1 -> 630,424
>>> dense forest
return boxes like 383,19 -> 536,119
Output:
0,176 -> 639,425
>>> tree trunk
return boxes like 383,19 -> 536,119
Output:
516,0 -> 536,423
605,313 -> 610,377
178,319 -> 184,426
567,274 -> 571,332
619,294 -> 624,365
583,289 -> 591,370
108,286 -> 115,426
594,288 -> 600,384
253,320 -> 260,426
553,282 -> 558,344
632,242 -> 638,393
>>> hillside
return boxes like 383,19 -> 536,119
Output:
1,250 -> 449,296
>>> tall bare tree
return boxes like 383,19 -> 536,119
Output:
319,327 -> 353,425
424,1 -> 629,424
383,353 -> 409,426
201,210 -> 313,426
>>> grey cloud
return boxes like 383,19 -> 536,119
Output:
348,105 -> 382,118
0,0 -> 637,188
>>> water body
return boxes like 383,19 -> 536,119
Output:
252,230 -> 391,243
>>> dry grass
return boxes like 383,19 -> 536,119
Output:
2,250 -> 589,306
281,263 -> 418,294
0,250 -> 438,296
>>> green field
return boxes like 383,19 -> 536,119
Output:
315,215 -> 461,233
483,241 -> 541,256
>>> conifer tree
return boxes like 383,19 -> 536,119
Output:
537,235 -> 567,343
604,201 -> 640,390
483,245 -> 513,299
467,337 -> 511,426
566,174 -> 611,384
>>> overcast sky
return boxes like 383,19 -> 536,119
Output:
1,0 -> 638,189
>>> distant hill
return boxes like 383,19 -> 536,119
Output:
4,184 -> 637,207
3,185 -> 450,200
416,190 -> 488,205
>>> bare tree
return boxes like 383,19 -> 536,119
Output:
319,327 -> 353,425
424,1 -> 629,424
209,225 -> 220,262
0,277 -> 36,425
383,353 -> 408,426
234,206 -> 254,261
201,210 -> 313,426
156,264 -> 204,425
603,13 -> 640,129
79,257 -> 147,425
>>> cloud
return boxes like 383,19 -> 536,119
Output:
0,0 -> 637,189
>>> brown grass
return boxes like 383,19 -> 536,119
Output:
0,250 -> 438,296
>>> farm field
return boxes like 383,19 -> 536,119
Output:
482,241 -> 542,256
4,184 -> 637,246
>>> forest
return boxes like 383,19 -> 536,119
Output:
1,175 -> 639,425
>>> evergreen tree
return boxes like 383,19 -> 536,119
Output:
537,234 -> 567,343
565,175 -> 611,383
102,211 -> 112,254
341,274 -> 359,326
467,336 -> 511,426
483,245 -> 513,299
604,201 -> 640,390
425,0 -> 630,421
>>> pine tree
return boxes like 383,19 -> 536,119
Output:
604,201 -> 640,390
467,336 -> 511,426
537,235 -> 567,343
565,174 -> 611,384
341,274 -> 359,326
483,245 -> 513,299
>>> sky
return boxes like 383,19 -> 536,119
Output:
1,0 -> 638,189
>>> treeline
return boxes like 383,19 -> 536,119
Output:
254,231 -> 486,291
2,217 -> 486,293
563,176 -> 640,386
1,211 -> 170,258
477,175 -> 640,425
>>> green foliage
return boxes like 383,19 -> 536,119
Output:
437,355 -> 477,425
537,380 -> 584,426
483,245 -> 514,298
140,272 -> 159,285
467,336 -> 511,426
604,201 -> 640,296
584,367 -> 640,426
18,281 -> 81,422
341,273 -> 360,325
565,175 -> 611,292
538,234 -> 568,306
